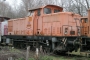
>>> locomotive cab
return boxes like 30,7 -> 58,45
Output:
28,5 -> 63,35
81,17 -> 88,36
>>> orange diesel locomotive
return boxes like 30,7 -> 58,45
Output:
3,5 -> 81,53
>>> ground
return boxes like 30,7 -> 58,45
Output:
0,46 -> 90,60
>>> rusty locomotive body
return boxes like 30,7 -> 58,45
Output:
1,5 -> 89,53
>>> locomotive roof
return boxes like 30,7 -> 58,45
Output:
0,17 -> 10,20
28,5 -> 63,11
0,17 -> 10,22
0,15 -> 10,20
81,16 -> 88,19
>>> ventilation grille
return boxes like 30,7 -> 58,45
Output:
70,31 -> 75,35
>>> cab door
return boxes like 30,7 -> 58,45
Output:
81,18 -> 88,36
33,9 -> 42,35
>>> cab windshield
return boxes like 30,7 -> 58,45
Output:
44,8 -> 51,14
27,11 -> 34,16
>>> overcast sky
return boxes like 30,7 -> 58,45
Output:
5,0 -> 21,6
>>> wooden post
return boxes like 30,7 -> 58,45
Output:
26,46 -> 30,60
8,57 -> 13,60
36,48 -> 39,57
40,45 -> 42,53
35,48 -> 39,60
68,51 -> 70,56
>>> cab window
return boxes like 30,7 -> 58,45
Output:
44,8 -> 51,14
84,18 -> 88,23
27,11 -> 34,16
54,9 -> 60,13
81,18 -> 88,23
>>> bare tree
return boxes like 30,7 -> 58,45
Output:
60,0 -> 90,16
0,1 -> 14,18
0,0 -> 89,18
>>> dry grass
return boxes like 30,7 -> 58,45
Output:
0,46 -> 90,60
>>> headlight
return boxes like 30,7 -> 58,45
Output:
64,28 -> 68,34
